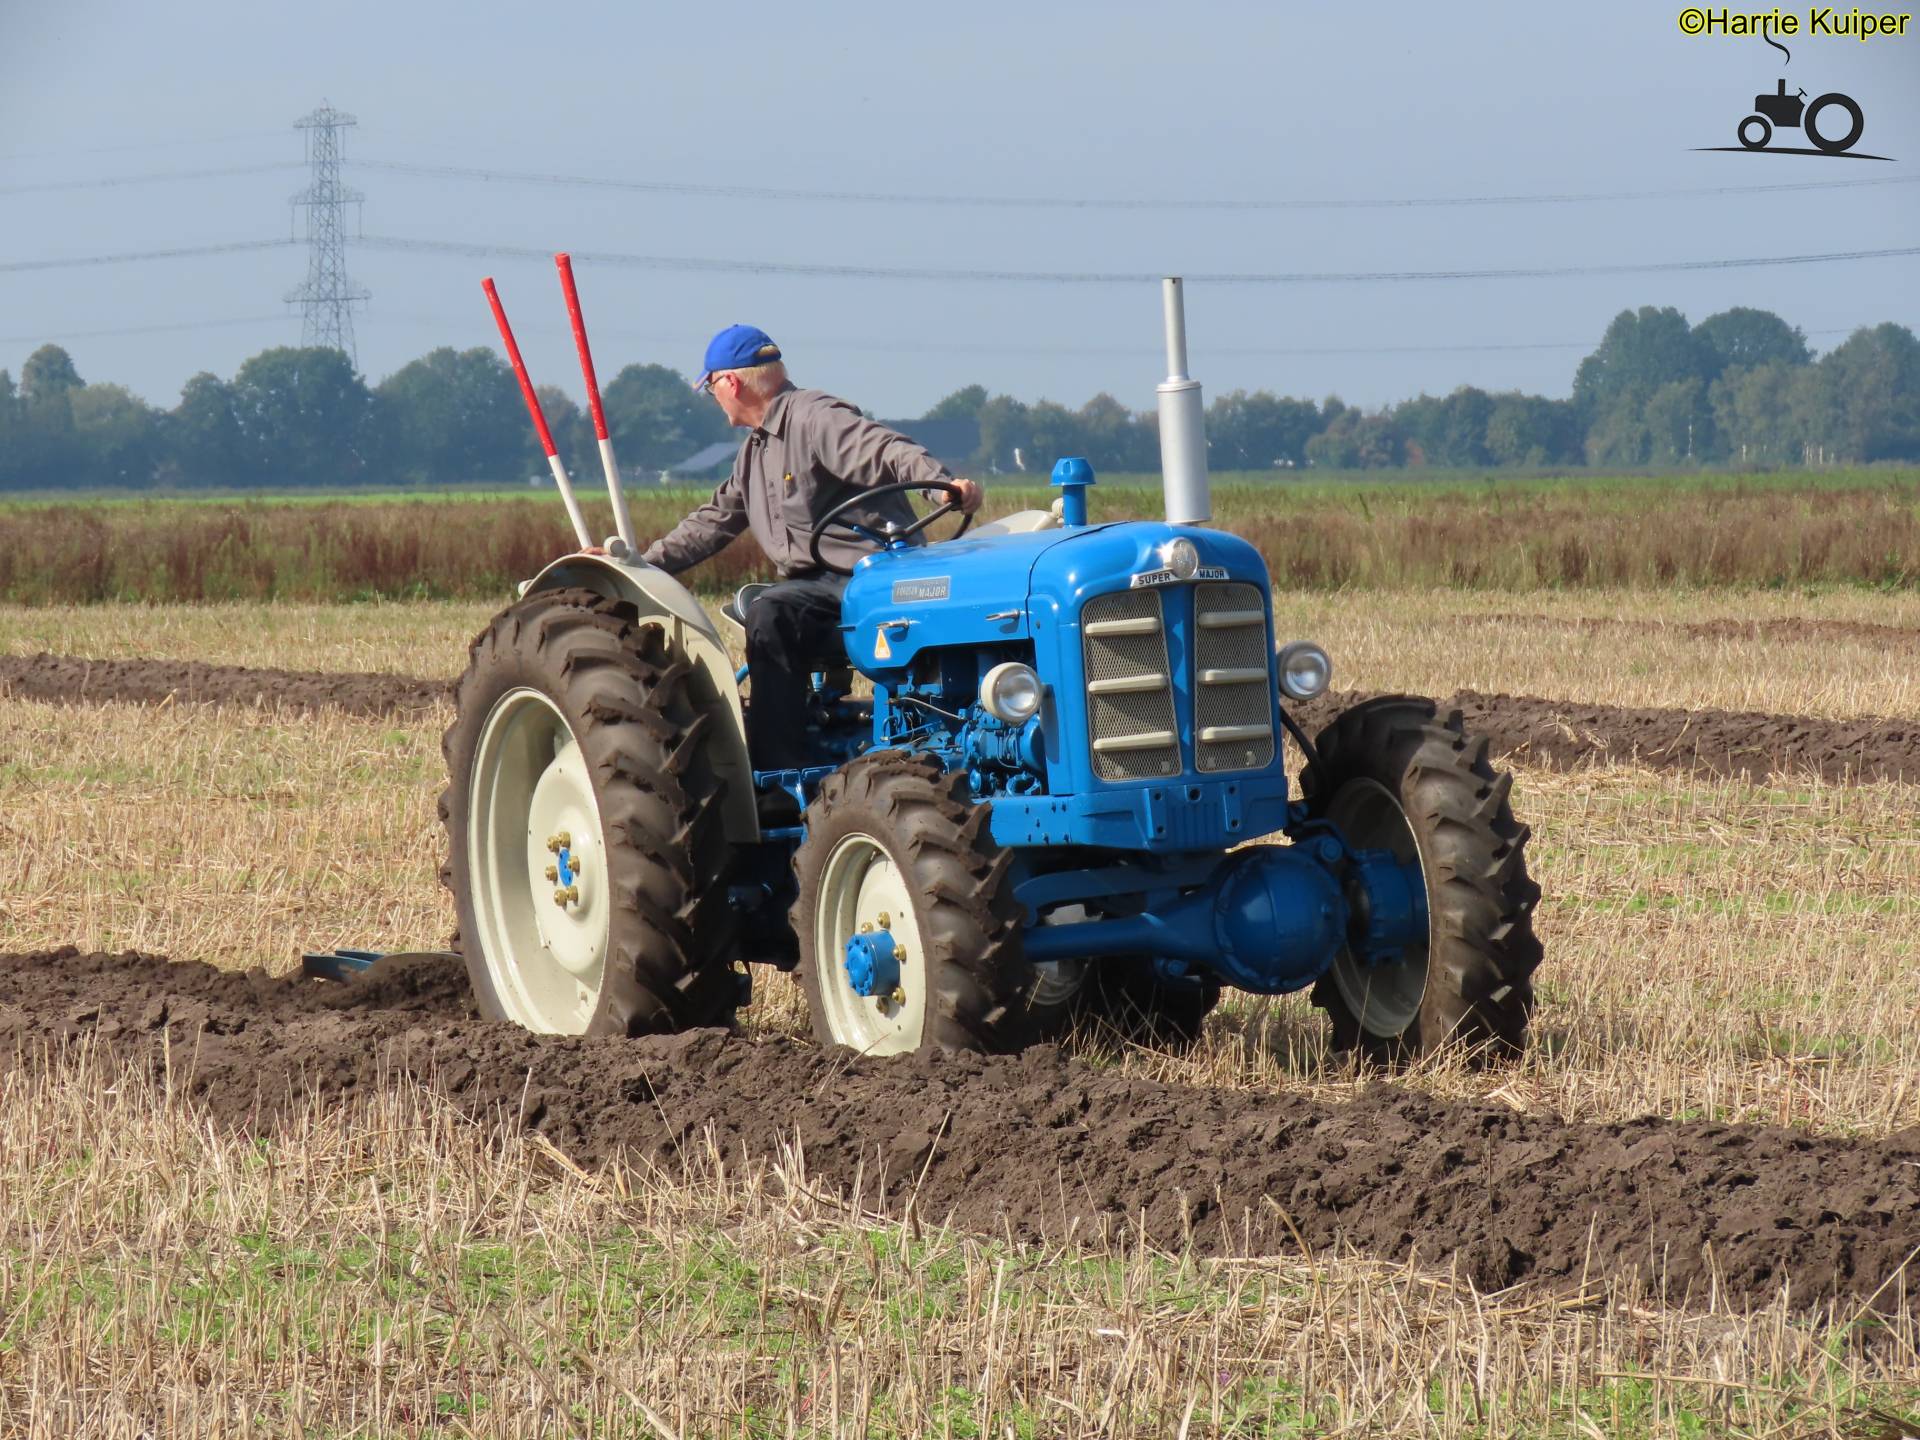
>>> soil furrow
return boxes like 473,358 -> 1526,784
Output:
5,651 -> 1919,783
4,947 -> 1915,1316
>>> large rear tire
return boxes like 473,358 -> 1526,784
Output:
1304,696 -> 1541,1062
794,750 -> 1033,1055
440,587 -> 740,1036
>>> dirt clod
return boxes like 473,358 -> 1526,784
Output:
3,947 -> 1915,1315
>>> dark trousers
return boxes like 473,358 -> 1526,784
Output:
744,575 -> 848,770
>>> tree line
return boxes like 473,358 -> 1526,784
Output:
928,307 -> 1920,472
0,304 -> 1914,491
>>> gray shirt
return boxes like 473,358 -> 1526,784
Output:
641,386 -> 953,578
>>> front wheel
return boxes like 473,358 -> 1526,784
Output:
794,751 -> 1033,1055
1304,696 -> 1542,1063
1738,114 -> 1772,150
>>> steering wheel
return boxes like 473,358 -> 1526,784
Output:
807,479 -> 974,576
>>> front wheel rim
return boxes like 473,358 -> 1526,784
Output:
1327,776 -> 1431,1038
813,832 -> 929,1055
467,687 -> 609,1033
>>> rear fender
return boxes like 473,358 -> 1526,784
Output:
522,555 -> 758,844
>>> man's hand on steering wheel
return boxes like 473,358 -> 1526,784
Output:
808,478 -> 977,576
944,477 -> 983,515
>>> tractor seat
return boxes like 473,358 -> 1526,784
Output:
718,582 -> 772,637
719,583 -> 851,683
964,506 -> 1062,540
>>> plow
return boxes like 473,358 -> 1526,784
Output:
389,264 -> 1544,1063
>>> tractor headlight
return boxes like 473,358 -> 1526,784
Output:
1276,641 -> 1332,701
1159,537 -> 1200,580
980,662 -> 1043,724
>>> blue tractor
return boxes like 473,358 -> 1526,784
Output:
441,280 -> 1541,1060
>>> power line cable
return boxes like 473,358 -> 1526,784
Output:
0,162 -> 301,196
0,315 -> 287,346
4,234 -> 1914,289
0,130 -> 286,164
355,233 -> 1920,286
356,156 -> 1920,211
0,239 -> 296,274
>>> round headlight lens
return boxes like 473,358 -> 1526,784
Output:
1159,537 -> 1200,580
980,662 -> 1043,723
1276,641 -> 1332,701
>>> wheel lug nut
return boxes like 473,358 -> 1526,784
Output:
553,886 -> 569,906
545,864 -> 558,882
565,884 -> 580,904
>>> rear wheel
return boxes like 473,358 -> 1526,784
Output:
1304,696 -> 1541,1062
440,587 -> 740,1035
794,750 -> 1033,1055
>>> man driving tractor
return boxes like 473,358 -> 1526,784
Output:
639,324 -> 983,780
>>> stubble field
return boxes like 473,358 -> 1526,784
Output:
1,576 -> 1918,1435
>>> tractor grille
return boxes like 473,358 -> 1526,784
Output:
1082,590 -> 1180,781
1192,582 -> 1276,773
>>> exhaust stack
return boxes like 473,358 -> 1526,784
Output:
1156,276 -> 1211,525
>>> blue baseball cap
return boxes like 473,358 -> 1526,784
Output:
694,324 -> 782,391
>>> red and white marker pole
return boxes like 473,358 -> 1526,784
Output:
555,252 -> 638,555
481,275 -> 593,550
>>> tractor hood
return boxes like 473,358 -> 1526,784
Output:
839,520 -> 1269,677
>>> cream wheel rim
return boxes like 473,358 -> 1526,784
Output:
467,687 -> 609,1033
813,832 -> 929,1055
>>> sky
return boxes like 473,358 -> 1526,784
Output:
1,0 -> 1916,420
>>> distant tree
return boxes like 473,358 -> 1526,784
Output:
973,394 -> 1032,471
18,344 -> 83,405
1075,392 -> 1154,470
13,344 -> 85,485
601,363 -> 730,473
228,346 -> 377,487
1694,307 -> 1811,372
70,383 -> 161,487
0,370 -> 16,487
1024,399 -> 1084,471
1573,307 -> 1717,421
1583,405 -> 1651,467
1306,408 -> 1404,468
923,384 -> 988,422
1396,386 -> 1494,467
532,384 -> 592,476
1207,390 -> 1320,468
1485,393 -> 1578,467
1812,323 -> 1920,461
165,372 -> 246,487
376,346 -> 532,486
1643,378 -> 1713,464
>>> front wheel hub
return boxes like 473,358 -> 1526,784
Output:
843,929 -> 902,998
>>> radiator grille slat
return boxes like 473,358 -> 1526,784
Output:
1194,582 -> 1276,773
1083,590 -> 1180,780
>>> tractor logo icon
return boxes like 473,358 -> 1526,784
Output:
1738,78 -> 1865,154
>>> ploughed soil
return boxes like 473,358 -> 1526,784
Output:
4,947 -> 1916,1316
1469,612 -> 1920,651
4,651 -> 1920,785
0,653 -> 448,719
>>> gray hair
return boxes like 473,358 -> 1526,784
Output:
721,360 -> 788,401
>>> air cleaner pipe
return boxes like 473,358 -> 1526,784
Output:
482,276 -> 593,550
1156,276 -> 1211,526
554,253 -> 639,556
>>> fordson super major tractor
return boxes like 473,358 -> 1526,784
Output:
440,275 -> 1542,1061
